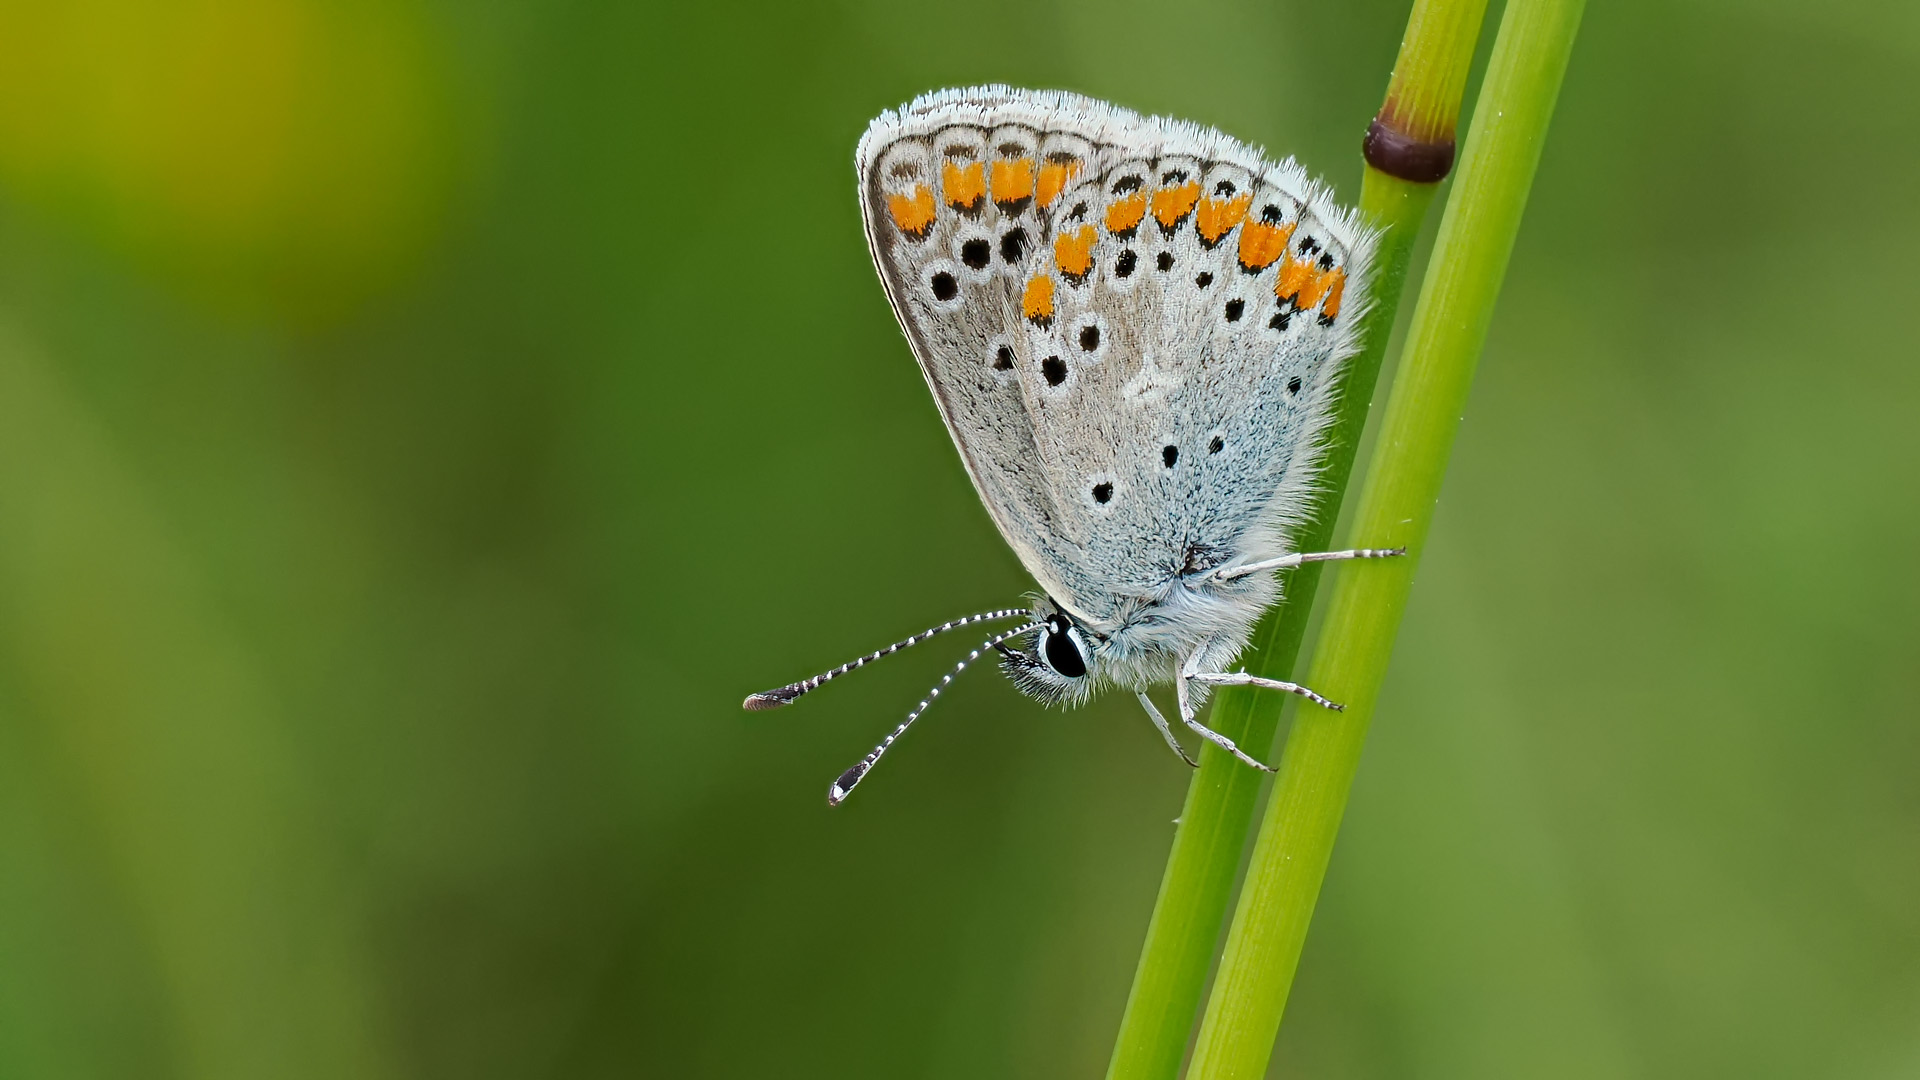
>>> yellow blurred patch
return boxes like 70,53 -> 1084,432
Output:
0,0 -> 456,322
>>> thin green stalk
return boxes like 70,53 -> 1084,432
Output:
1104,3 -> 1487,1077
1185,0 -> 1587,1075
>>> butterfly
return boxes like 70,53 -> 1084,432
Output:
746,87 -> 1401,805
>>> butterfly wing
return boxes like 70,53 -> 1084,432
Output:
857,87 -> 1374,628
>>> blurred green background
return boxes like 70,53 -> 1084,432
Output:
0,0 -> 1914,1076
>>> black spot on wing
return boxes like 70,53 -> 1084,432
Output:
1001,228 -> 1029,263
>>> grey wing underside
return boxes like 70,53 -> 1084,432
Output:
856,87 -> 1374,628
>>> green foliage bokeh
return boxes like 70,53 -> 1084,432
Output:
0,1 -> 1915,1077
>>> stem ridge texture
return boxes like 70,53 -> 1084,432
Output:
1186,0 -> 1587,1075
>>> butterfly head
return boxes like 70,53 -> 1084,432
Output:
996,599 -> 1099,705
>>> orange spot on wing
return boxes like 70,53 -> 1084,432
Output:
1036,159 -> 1081,208
1320,268 -> 1347,320
1104,191 -> 1148,235
1296,264 -> 1338,310
1053,224 -> 1096,279
1236,220 -> 1294,272
886,185 -> 937,236
1276,255 -> 1343,314
1195,193 -> 1252,245
991,158 -> 1035,207
1151,181 -> 1201,228
942,161 -> 985,210
1022,275 -> 1055,323
1274,253 -> 1315,305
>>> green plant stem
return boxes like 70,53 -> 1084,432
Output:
1102,174 -> 1427,1080
1103,3 -> 1490,1074
1184,0 -> 1587,1075
1383,0 -> 1496,145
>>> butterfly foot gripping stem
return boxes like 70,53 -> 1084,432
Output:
1135,693 -> 1199,768
1174,665 -> 1277,772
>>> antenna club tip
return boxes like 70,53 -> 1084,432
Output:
742,687 -> 800,711
827,762 -> 869,806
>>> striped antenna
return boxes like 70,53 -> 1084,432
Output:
742,608 -> 1030,711
828,622 -> 1041,806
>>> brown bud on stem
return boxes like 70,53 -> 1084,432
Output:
1363,115 -> 1456,183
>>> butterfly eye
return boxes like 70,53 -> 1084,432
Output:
1039,616 -> 1088,679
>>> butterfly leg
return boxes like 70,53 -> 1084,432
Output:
1188,671 -> 1345,712
1174,663 -> 1276,772
1135,692 -> 1198,768
1208,546 -> 1406,583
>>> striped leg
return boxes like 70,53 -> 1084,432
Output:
1208,546 -> 1406,584
1188,671 -> 1344,712
1136,692 -> 1198,768
1174,665 -> 1275,772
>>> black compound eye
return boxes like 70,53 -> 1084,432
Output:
1040,616 -> 1088,678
